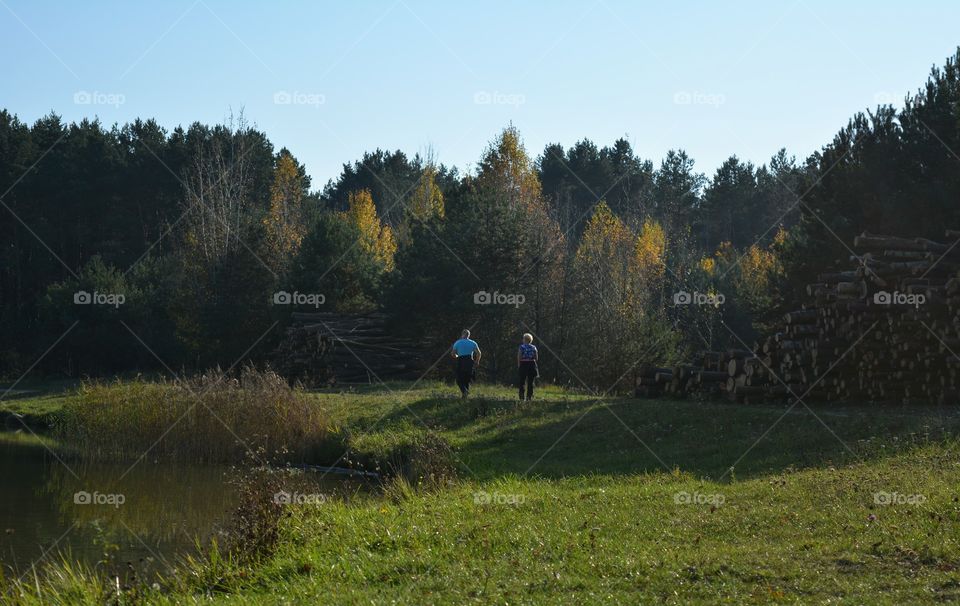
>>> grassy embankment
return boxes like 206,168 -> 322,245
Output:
3,380 -> 960,604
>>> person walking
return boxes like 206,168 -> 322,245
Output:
451,329 -> 481,398
517,332 -> 539,401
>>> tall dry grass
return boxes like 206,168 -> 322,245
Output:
56,367 -> 341,464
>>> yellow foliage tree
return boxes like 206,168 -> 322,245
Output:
571,202 -> 677,386
477,126 -> 542,208
705,232 -> 786,333
709,237 -> 783,299
699,256 -> 716,275
574,202 -> 636,301
635,217 -> 667,284
263,151 -> 307,268
407,164 -> 444,221
342,189 -> 397,272
736,242 -> 782,297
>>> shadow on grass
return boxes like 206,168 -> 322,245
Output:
367,390 -> 960,481
0,378 -> 80,400
307,380 -> 423,396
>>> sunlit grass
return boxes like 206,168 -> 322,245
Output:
6,381 -> 960,603
54,368 -> 343,464
0,555 -> 110,606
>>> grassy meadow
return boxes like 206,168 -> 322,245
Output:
2,380 -> 960,604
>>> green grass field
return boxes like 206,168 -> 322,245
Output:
0,379 -> 79,427
4,381 -> 960,604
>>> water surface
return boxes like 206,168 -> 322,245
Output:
0,430 -> 236,577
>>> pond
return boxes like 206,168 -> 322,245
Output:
0,430 -> 356,579
0,430 -> 236,577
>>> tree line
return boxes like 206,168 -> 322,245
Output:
1,48 -> 958,388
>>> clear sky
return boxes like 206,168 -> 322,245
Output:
2,0 -> 958,188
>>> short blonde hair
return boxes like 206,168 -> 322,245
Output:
522,333 -> 534,344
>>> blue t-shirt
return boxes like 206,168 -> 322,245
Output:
519,343 -> 537,361
452,338 -> 479,357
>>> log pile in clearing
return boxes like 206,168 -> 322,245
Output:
272,312 -> 428,386
636,230 -> 960,405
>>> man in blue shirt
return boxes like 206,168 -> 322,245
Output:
451,329 -> 482,398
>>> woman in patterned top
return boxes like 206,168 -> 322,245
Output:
517,333 -> 539,401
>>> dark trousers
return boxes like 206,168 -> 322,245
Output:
456,356 -> 474,395
518,361 -> 538,400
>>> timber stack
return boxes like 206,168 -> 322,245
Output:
273,312 -> 428,386
637,230 -> 960,405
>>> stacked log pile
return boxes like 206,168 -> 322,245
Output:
637,230 -> 960,405
273,312 -> 428,386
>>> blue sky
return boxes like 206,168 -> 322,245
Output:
2,1 -> 958,188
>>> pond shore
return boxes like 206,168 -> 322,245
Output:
4,381 -> 960,604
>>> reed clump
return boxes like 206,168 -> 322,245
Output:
56,367 -> 340,464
